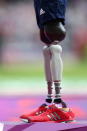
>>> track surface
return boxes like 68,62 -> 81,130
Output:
0,95 -> 87,131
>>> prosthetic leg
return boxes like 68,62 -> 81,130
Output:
43,43 -> 67,108
42,20 -> 67,108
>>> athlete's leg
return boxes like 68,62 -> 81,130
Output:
44,20 -> 67,107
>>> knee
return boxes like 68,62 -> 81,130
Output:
49,44 -> 62,54
43,45 -> 49,55
44,21 -> 66,43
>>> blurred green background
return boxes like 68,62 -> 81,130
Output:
0,61 -> 87,79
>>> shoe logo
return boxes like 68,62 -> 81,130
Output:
40,8 -> 45,15
53,112 -> 61,120
47,112 -> 61,121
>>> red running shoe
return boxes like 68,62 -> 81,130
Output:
20,104 -> 48,122
27,104 -> 75,123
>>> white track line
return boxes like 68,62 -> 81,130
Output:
0,123 -> 4,131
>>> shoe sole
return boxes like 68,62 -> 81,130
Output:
60,120 -> 76,123
47,120 -> 75,123
21,119 -> 29,123
20,118 -> 75,123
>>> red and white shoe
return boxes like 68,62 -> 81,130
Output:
26,104 -> 75,123
20,104 -> 48,122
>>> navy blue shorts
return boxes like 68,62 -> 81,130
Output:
34,0 -> 67,29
